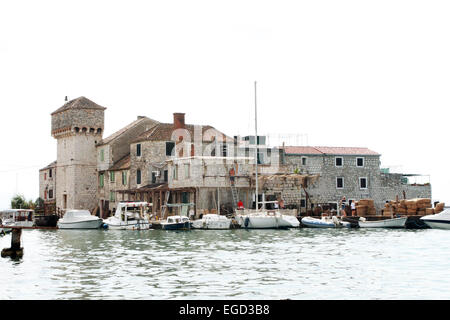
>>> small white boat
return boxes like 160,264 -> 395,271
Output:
420,209 -> 450,230
0,209 -> 35,229
192,214 -> 232,230
160,215 -> 192,230
301,216 -> 351,228
236,211 -> 300,229
103,202 -> 151,230
358,216 -> 407,228
57,210 -> 103,229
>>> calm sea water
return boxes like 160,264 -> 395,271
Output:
1,227 -> 450,300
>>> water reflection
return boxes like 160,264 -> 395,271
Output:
1,228 -> 450,299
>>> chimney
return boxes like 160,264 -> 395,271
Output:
173,113 -> 185,129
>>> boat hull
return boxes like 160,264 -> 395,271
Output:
358,217 -> 407,228
420,219 -> 450,230
161,221 -> 192,230
58,219 -> 104,229
301,217 -> 351,228
192,220 -> 231,230
34,214 -> 59,227
103,218 -> 150,230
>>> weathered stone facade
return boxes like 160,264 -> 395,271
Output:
39,161 -> 56,202
50,97 -> 105,211
282,147 -> 431,212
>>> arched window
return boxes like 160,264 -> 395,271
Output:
82,127 -> 87,133
97,128 -> 102,134
89,128 -> 95,133
74,127 -> 80,133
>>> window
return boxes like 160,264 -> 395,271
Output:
152,171 -> 157,183
49,169 -> 52,178
335,157 -> 343,167
356,157 -> 364,167
300,199 -> 306,208
222,145 -> 227,157
336,177 -> 344,189
166,142 -> 175,156
136,144 -> 141,157
49,189 -> 53,199
136,169 -> 141,185
173,165 -> 178,180
184,164 -> 190,179
164,170 -> 168,182
110,171 -> 115,182
301,157 -> 307,166
359,177 -> 368,189
99,173 -> 104,187
44,173 -> 47,180
110,191 -> 115,202
100,149 -> 104,162
122,171 -> 127,185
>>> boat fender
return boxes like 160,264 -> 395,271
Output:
102,223 -> 109,229
244,217 -> 250,228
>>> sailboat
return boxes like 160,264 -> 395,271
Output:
234,82 -> 300,229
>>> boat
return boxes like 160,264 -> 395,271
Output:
301,216 -> 351,228
57,210 -> 104,229
103,201 -> 151,230
160,215 -> 192,230
233,82 -> 300,229
235,210 -> 300,229
420,209 -> 450,229
358,216 -> 407,228
34,213 -> 59,227
0,209 -> 35,230
192,214 -> 232,229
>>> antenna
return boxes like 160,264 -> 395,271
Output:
65,96 -> 68,102
254,81 -> 258,210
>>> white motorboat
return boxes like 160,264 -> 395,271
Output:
301,216 -> 351,228
358,216 -> 407,228
160,215 -> 192,230
103,202 -> 151,230
420,209 -> 450,230
235,210 -> 300,229
0,209 -> 35,229
192,214 -> 232,230
57,210 -> 103,229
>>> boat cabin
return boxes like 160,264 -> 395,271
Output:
114,201 -> 150,222
0,209 -> 35,226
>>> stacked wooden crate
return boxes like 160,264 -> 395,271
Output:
384,198 -> 433,216
355,199 -> 376,216
426,202 -> 445,215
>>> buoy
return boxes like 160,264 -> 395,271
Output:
244,217 -> 250,228
102,223 -> 109,229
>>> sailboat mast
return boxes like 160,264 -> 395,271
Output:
254,81 -> 258,210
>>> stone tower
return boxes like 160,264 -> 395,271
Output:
51,96 -> 106,211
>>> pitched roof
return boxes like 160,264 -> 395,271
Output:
132,123 -> 232,143
39,161 -> 57,171
97,116 -> 159,146
51,96 -> 106,115
109,154 -> 131,171
283,146 -> 380,156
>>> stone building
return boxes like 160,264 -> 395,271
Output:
50,97 -> 105,212
281,146 -> 432,212
96,116 -> 159,216
39,161 -> 57,204
39,96 -> 432,217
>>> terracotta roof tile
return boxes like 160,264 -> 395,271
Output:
132,123 -> 232,143
109,154 -> 131,171
283,146 -> 380,156
98,116 -> 159,146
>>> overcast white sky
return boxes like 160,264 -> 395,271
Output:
0,0 -> 449,209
